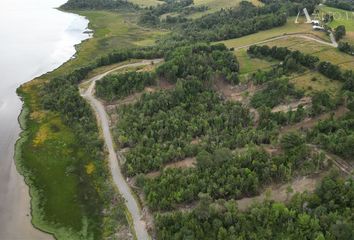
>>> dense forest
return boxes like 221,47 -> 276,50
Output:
116,79 -> 264,176
156,43 -> 239,84
96,71 -> 156,101
141,142 -> 325,210
308,112 -> 354,160
155,172 -> 354,240
250,78 -> 304,108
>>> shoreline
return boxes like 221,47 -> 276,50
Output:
1,2 -> 92,239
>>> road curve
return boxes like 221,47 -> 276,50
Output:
81,59 -> 163,240
233,33 -> 337,51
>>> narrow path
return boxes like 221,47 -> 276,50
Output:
81,59 -> 163,240
329,32 -> 338,48
233,33 -> 337,50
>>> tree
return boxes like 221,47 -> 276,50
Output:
334,25 -> 346,41
280,132 -> 305,151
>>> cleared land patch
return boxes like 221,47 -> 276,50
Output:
236,173 -> 327,211
235,49 -> 277,74
290,71 -> 342,95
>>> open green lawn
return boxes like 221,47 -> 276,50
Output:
319,6 -> 354,32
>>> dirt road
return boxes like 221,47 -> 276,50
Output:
81,59 -> 162,240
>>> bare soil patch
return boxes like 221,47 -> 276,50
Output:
190,138 -> 202,145
145,157 -> 197,179
236,172 -> 327,211
214,78 -> 261,103
271,97 -> 311,113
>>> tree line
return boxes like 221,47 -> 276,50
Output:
61,0 -> 138,10
338,41 -> 354,56
248,45 -> 320,70
325,0 -> 354,11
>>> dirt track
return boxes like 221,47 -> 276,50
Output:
81,59 -> 162,240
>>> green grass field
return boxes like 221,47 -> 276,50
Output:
290,71 -> 342,95
160,0 -> 262,19
17,9 -> 166,239
319,6 -> 354,32
235,49 -> 277,74
188,0 -> 262,18
128,0 -> 164,7
219,18 -> 330,49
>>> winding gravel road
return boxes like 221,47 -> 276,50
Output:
81,59 -> 163,240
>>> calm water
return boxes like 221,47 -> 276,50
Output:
0,0 -> 89,238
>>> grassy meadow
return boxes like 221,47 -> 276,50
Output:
235,48 -> 277,74
230,29 -> 353,96
17,9 -> 165,239
188,0 -> 262,18
220,18 -> 330,48
128,0 -> 164,7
